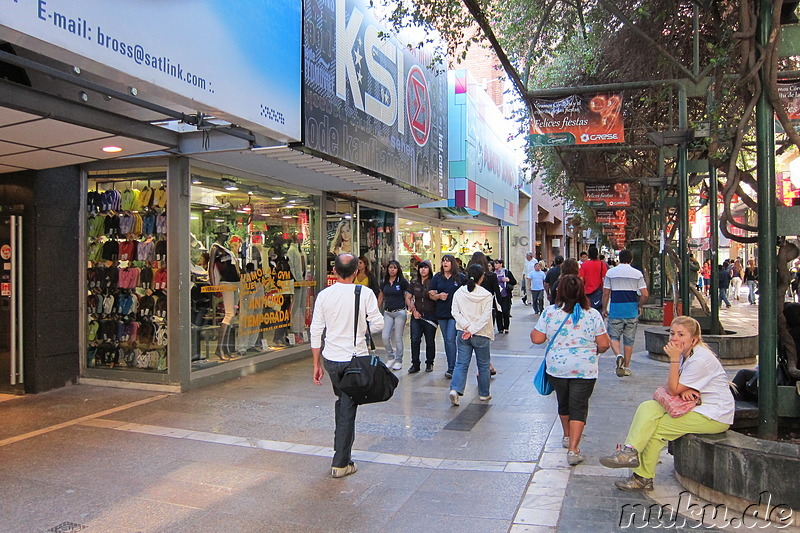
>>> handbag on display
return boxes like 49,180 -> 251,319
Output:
338,285 -> 399,405
533,310 -> 571,396
653,385 -> 700,417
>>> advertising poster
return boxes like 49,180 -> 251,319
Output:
595,209 -> 627,227
584,183 -> 631,207
529,93 -> 624,147
0,0 -> 302,141
303,0 -> 448,196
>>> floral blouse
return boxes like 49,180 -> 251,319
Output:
534,305 -> 607,379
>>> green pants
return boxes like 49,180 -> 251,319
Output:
625,400 -> 729,479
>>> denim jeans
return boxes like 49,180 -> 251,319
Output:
450,333 -> 491,397
718,287 -> 731,307
530,290 -> 544,313
747,280 -> 758,304
323,358 -> 358,468
382,309 -> 407,362
439,318 -> 457,373
410,317 -> 437,367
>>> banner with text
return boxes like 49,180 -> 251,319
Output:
584,183 -> 631,207
0,0 -> 302,141
529,93 -> 624,147
595,209 -> 627,227
303,0 -> 448,197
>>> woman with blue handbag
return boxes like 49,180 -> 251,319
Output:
530,275 -> 610,465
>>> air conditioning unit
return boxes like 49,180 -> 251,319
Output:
551,238 -> 561,247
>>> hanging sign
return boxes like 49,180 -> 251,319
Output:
0,244 -> 10,260
584,183 -> 631,207
529,93 -> 625,147
595,209 -> 627,227
1,282 -> 9,296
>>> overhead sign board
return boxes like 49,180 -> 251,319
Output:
584,183 -> 631,207
0,0 -> 302,141
529,93 -> 625,147
303,0 -> 448,197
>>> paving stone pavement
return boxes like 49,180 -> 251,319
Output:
1,295 -> 795,532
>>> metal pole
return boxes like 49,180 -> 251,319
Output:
678,85 -> 690,316
756,1 -> 778,440
709,168 -> 720,334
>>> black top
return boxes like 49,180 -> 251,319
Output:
380,277 -> 409,311
544,265 -> 561,302
407,278 -> 436,318
744,266 -> 758,282
429,272 -> 467,319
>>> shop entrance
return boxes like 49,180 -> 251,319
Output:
0,208 -> 24,393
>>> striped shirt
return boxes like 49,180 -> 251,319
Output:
603,263 -> 647,319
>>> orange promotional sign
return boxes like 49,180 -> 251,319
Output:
528,93 -> 624,147
595,209 -> 627,227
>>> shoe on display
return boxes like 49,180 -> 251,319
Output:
567,451 -> 584,466
614,473 -> 654,492
425,363 -> 433,372
562,436 -> 570,449
449,390 -> 460,406
408,365 -> 421,374
615,355 -> 625,377
392,361 -> 402,371
331,463 -> 358,478
600,444 -> 640,469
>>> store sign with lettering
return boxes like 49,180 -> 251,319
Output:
0,0 -> 302,140
303,0 -> 447,196
595,209 -> 627,227
584,183 -> 630,207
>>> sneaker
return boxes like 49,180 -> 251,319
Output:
623,367 -> 632,377
425,363 -> 433,372
331,463 -> 358,478
408,365 -> 421,374
392,361 -> 403,371
600,445 -> 640,469
562,436 -> 570,449
449,390 -> 460,406
479,395 -> 492,401
567,451 -> 584,466
614,473 -> 654,491
445,371 -> 453,379
615,355 -> 625,377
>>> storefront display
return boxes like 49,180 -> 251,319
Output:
397,218 -> 436,279
441,228 -> 499,265
190,169 -> 318,368
86,171 -> 168,372
359,207 -> 396,281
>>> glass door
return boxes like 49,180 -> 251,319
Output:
0,209 -> 24,393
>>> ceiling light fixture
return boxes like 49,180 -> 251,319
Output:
222,177 -> 238,191
192,176 -> 202,184
272,196 -> 284,200
102,146 -> 123,153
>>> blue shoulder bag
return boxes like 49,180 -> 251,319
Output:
533,309 -> 570,396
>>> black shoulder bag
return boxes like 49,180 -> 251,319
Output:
337,285 -> 399,404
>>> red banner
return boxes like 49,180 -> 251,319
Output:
529,93 -> 624,147
595,209 -> 627,227
584,183 -> 631,207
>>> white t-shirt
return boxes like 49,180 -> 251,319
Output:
679,345 -> 735,424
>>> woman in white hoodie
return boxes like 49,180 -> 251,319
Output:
449,264 -> 495,406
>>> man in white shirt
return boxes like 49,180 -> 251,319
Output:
522,252 -> 536,305
311,253 -> 384,478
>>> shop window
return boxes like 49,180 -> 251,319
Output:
359,208 -> 395,282
190,171 -> 318,368
86,170 -> 168,372
397,218 -> 434,279
441,228 -> 498,266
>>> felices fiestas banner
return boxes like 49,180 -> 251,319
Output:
528,93 -> 624,147
584,183 -> 631,207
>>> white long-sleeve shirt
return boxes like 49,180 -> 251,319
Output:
310,282 -> 384,362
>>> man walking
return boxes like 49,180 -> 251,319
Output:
544,255 -> 564,305
602,249 -> 648,378
522,252 -> 536,305
528,262 -> 546,314
579,245 -> 608,312
311,253 -> 384,478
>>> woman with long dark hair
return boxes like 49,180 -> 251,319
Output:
405,260 -> 437,373
531,275 -> 610,466
377,260 -> 409,371
429,254 -> 466,378
449,264 -> 495,405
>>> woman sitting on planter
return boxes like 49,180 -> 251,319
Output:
599,316 -> 734,491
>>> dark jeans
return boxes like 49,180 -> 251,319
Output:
531,290 -> 544,313
410,317 -> 437,367
323,358 -> 358,468
718,287 -> 731,307
497,295 -> 512,331
548,375 -> 596,423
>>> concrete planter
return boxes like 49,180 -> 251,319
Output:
673,431 -> 800,523
644,326 -> 757,366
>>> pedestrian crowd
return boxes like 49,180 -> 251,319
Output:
310,250 -> 734,496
